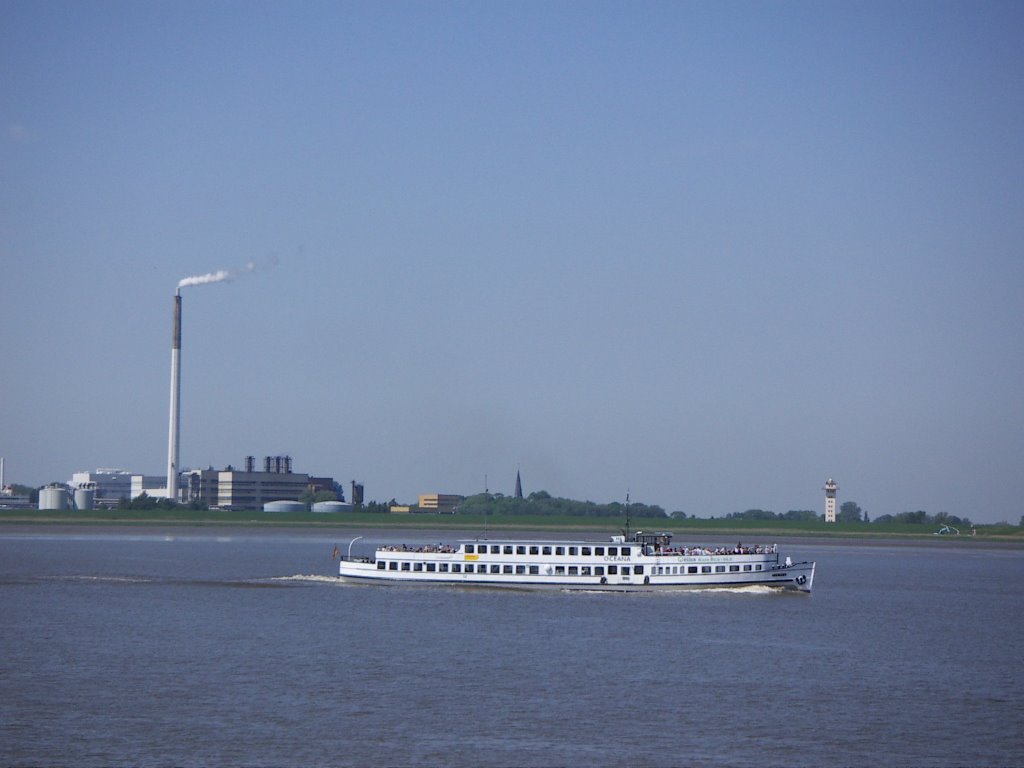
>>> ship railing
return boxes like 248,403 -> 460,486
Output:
377,544 -> 458,554
649,544 -> 778,556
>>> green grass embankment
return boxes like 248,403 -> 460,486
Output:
2,508 -> 1021,541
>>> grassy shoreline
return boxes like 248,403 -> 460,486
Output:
2,508 -> 1022,542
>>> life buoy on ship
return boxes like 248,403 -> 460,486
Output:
796,575 -> 807,586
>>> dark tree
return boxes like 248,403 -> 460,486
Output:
838,501 -> 863,523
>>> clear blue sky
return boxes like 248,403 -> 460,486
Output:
3,1 -> 1022,523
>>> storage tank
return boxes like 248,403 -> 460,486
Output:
312,501 -> 352,514
263,500 -> 306,513
39,485 -> 68,511
74,487 -> 96,511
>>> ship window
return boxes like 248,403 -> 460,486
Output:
529,566 -> 539,575
755,565 -> 762,571
491,545 -> 501,554
555,546 -> 565,556
743,565 -> 752,572
426,563 -> 436,572
389,562 -> 398,571
452,564 -> 461,573
402,562 -> 411,571
595,566 -> 605,576
621,547 -> 631,557
729,565 -> 739,572
516,565 -> 526,574
568,566 -> 578,576
503,565 -> 513,574
414,563 -> 424,572
555,566 -> 565,575
464,564 -> 474,573
688,566 -> 698,574
542,546 -> 552,555
529,546 -> 539,555
377,561 -> 386,570
465,545 -> 475,554
608,547 -> 617,556
701,566 -> 711,574
439,563 -> 448,572
568,547 -> 578,556
633,565 -> 643,575
516,546 -> 526,555
503,545 -> 513,555
595,547 -> 605,556
608,566 -> 618,575
582,547 -> 592,556
581,566 -> 591,576
715,566 -> 725,573
491,564 -> 501,574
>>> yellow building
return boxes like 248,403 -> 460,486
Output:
417,494 -> 464,514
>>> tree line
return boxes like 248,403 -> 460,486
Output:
726,501 -> 974,528
456,491 -> 668,519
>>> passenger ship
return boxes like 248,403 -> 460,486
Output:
337,531 -> 815,593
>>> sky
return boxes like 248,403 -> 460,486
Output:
2,1 -> 1022,523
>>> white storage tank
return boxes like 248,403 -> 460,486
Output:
39,485 -> 69,511
263,500 -> 306,513
312,501 -> 353,514
74,486 -> 96,511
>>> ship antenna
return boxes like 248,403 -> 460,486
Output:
482,477 -> 488,540
622,490 -> 632,541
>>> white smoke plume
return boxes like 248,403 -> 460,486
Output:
177,261 -> 256,290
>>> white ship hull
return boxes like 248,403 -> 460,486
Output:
338,536 -> 815,593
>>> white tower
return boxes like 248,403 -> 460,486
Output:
824,478 -> 838,523
167,292 -> 182,502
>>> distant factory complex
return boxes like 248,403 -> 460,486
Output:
0,289 -> 361,513
63,456 -> 344,511
0,275 -> 497,516
1,456 -> 348,512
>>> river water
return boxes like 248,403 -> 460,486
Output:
1,528 -> 1021,767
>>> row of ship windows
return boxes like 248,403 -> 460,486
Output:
463,544 -> 632,557
654,564 -> 763,574
374,562 -> 766,575
377,561 -> 641,576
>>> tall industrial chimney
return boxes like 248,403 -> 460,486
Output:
167,292 -> 182,502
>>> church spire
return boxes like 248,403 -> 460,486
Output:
514,469 -> 523,499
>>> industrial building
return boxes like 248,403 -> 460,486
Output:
70,469 -> 135,504
132,475 -> 171,500
182,456 -> 336,510
1,487 -> 32,509
0,458 -> 32,508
